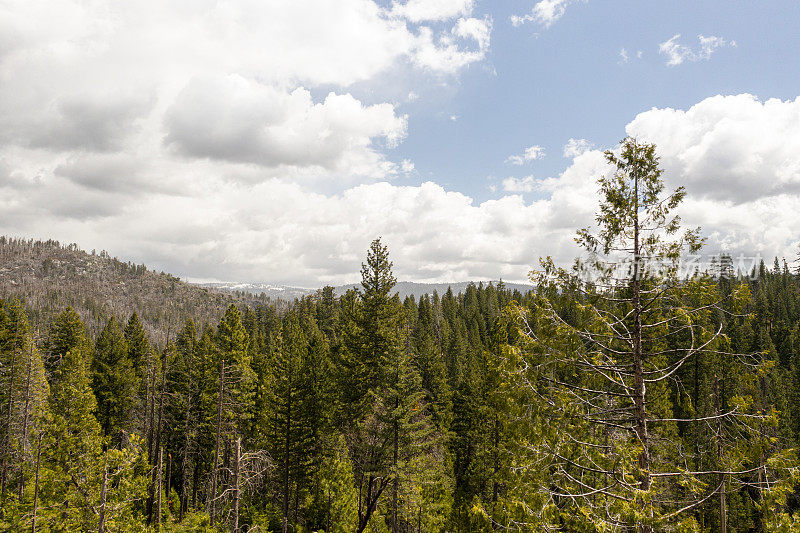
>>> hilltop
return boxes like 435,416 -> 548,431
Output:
0,237 -> 279,341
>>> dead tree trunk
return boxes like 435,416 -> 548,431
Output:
209,359 -> 225,524
631,170 -> 651,533
166,452 -> 171,512
180,370 -> 194,522
356,476 -> 390,533
282,386 -> 291,533
232,437 -> 240,533
18,346 -> 35,503
147,351 -> 167,525
157,447 -> 163,531
98,458 -> 108,533
392,415 -> 398,533
30,434 -> 42,533
1,329 -> 18,507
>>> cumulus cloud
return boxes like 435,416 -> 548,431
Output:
659,34 -> 734,66
412,16 -> 492,72
626,94 -> 800,203
502,176 -> 538,192
563,138 -> 594,158
506,145 -> 546,165
164,77 -> 407,177
1,89 -> 154,153
54,154 -> 154,194
0,176 -> 571,284
0,0 -> 492,186
5,94 -> 800,284
511,0 -> 586,28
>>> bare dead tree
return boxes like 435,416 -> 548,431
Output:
209,359 -> 225,523
233,437 -> 240,533
157,447 -> 163,531
206,446 -> 273,532
30,433 -> 42,533
98,459 -> 108,533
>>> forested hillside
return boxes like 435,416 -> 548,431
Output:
2,140 -> 800,532
0,238 -> 279,340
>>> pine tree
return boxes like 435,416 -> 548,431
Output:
309,433 -> 359,532
125,312 -> 150,380
0,299 -> 49,516
343,239 -> 448,532
501,138 -> 795,530
47,306 -> 90,377
92,316 -> 137,446
165,319 -> 200,520
208,305 -> 255,527
216,305 -> 255,439
413,296 -> 452,431
269,312 -> 311,532
45,309 -> 105,529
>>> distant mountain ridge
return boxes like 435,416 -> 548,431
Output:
197,282 -> 314,301
195,280 -> 533,301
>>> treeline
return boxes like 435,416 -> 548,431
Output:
3,244 -> 800,531
0,239 -> 535,531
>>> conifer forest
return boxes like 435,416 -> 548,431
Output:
1,139 -> 800,531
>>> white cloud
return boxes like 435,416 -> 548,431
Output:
511,0 -> 586,28
563,138 -> 594,158
412,16 -> 492,73
1,177 -> 580,284
4,94 -> 800,284
0,0 -> 493,187
619,48 -> 629,63
626,94 -> 800,203
506,145 -> 546,165
454,16 -> 492,50
163,77 -> 407,178
658,33 -> 734,67
392,0 -> 474,23
502,176 -> 538,192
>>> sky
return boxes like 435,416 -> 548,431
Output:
1,0 -> 799,286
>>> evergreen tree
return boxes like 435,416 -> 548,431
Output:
501,137 -> 796,530
165,319 -> 200,520
267,311 -> 315,532
208,305 -> 255,527
125,312 -> 151,379
92,316 -> 137,446
44,309 -> 105,530
343,239 -> 449,532
47,306 -> 90,377
0,299 -> 49,514
216,304 -> 256,439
